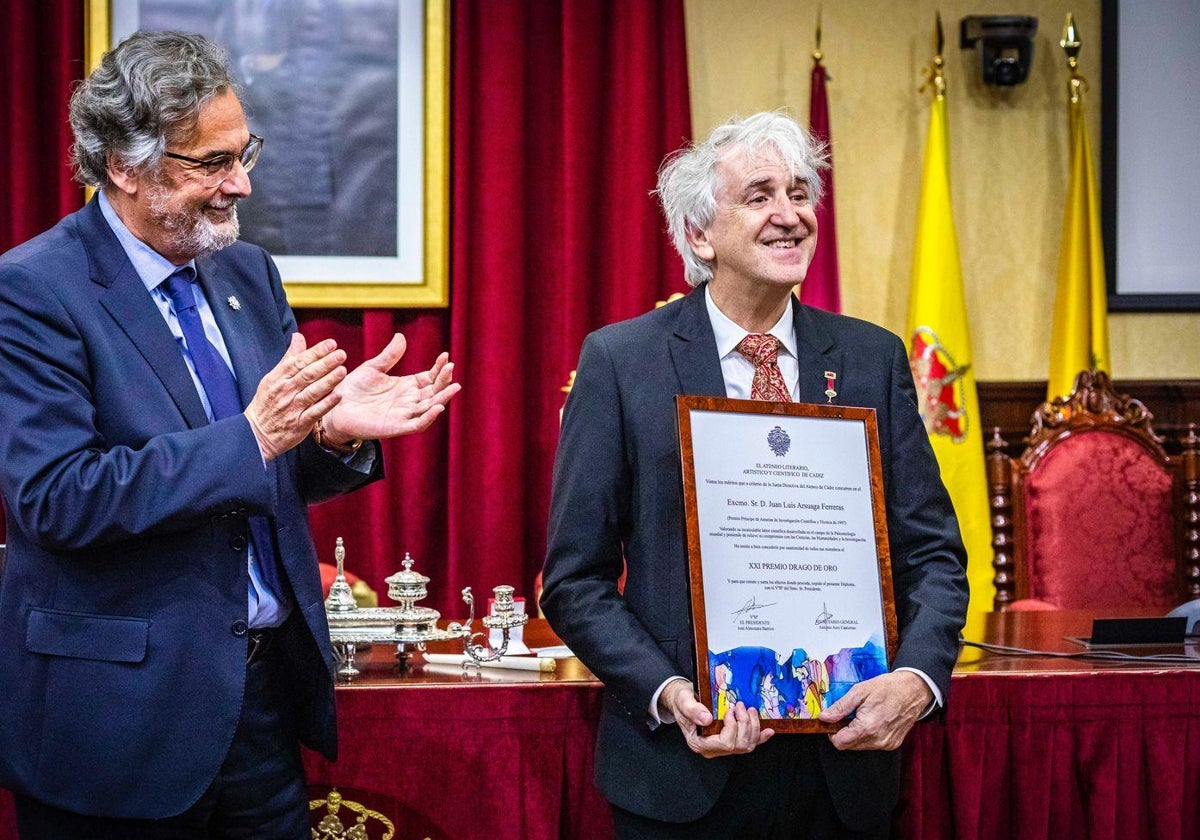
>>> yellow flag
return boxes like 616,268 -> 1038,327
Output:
1047,94 -> 1109,400
905,94 -> 993,641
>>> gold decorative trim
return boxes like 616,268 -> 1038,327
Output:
309,789 -> 397,840
85,0 -> 109,72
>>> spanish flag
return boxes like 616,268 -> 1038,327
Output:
1047,75 -> 1109,400
906,89 -> 993,640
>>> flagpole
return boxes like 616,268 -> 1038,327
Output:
802,6 -> 842,312
1047,13 -> 1110,400
918,12 -> 946,100
1061,12 -> 1084,103
813,4 -> 822,66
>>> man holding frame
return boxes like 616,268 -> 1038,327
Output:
542,111 -> 968,838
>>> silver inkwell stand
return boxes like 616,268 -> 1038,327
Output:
323,538 -> 527,680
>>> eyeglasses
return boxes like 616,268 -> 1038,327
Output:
162,134 -> 264,187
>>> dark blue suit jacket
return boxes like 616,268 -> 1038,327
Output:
0,197 -> 381,818
541,286 -> 968,827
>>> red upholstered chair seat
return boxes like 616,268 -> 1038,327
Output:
1023,431 -> 1177,610
1004,597 -> 1059,611
987,370 -> 1200,612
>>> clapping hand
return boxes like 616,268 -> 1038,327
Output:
246,334 -> 347,461
318,333 -> 460,445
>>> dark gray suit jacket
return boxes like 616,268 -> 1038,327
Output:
541,285 -> 968,827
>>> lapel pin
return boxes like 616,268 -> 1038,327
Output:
227,295 -> 241,311
824,370 -> 838,403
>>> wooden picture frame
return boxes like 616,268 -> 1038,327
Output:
677,396 -> 898,734
88,0 -> 449,308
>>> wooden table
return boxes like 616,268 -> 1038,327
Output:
954,608 -> 1200,674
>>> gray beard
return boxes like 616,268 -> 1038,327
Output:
148,189 -> 241,258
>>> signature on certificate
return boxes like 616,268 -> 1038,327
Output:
733,596 -> 776,618
815,602 -> 834,629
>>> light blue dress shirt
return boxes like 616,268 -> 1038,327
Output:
98,190 -> 288,627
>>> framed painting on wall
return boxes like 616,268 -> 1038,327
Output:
88,0 -> 449,307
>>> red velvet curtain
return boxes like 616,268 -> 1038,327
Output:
299,309 -> 455,597
0,1 -> 84,253
0,0 -> 86,546
303,0 -> 692,612
0,1 -> 691,615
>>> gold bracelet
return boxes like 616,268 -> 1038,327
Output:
313,419 -> 363,456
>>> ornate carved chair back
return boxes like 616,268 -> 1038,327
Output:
987,370 -> 1195,611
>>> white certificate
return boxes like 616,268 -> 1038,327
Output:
677,397 -> 898,734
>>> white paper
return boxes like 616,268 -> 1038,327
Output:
687,408 -> 889,720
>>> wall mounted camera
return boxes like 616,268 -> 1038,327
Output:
960,15 -> 1038,86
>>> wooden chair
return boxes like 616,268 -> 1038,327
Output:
987,369 -> 1200,611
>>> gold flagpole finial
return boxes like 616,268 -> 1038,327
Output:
920,11 -> 947,97
813,6 -> 823,64
1060,13 -> 1087,102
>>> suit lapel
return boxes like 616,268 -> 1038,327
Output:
793,302 -> 844,405
197,255 -> 282,515
665,287 -> 845,404
196,255 -> 268,412
667,285 -> 727,397
82,199 -> 211,428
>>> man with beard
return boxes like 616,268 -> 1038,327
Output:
0,31 -> 459,838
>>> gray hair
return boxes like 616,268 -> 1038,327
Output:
655,111 -> 829,287
69,30 -> 238,188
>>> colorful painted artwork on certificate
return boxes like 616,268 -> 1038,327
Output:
708,638 -> 888,720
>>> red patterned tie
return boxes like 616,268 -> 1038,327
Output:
737,334 -> 791,402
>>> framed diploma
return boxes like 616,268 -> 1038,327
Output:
677,396 -> 899,734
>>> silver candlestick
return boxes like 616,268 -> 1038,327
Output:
323,539 -> 527,680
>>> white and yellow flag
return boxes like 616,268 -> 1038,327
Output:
905,91 -> 993,641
